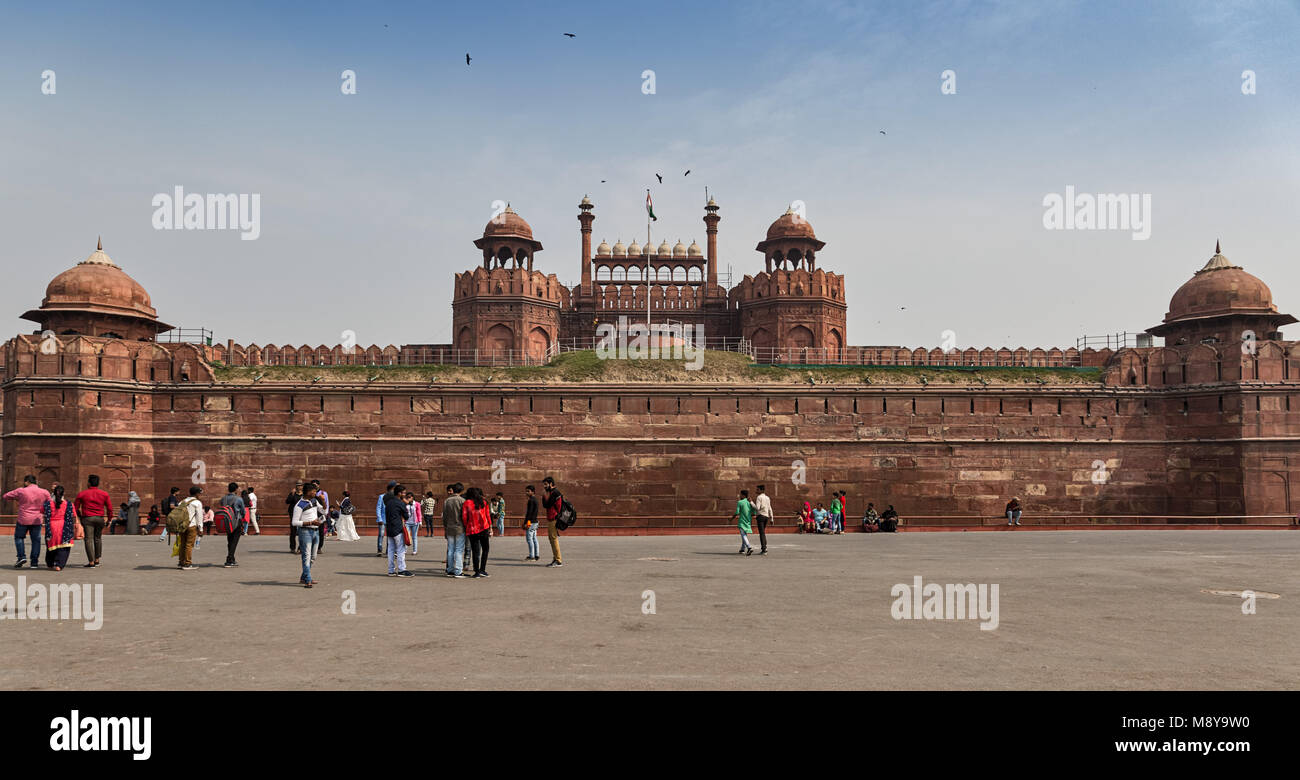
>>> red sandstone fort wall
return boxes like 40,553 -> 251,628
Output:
4,335 -> 1300,527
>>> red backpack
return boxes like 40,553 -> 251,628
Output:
215,503 -> 242,534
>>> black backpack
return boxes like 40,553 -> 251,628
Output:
556,498 -> 577,530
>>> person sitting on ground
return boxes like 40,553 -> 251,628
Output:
798,501 -> 814,534
879,505 -> 900,532
862,502 -> 880,533
1005,496 -> 1022,526
109,502 -> 129,535
812,502 -> 830,533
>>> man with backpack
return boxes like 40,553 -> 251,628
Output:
219,482 -> 246,568
541,476 -> 565,568
168,486 -> 204,570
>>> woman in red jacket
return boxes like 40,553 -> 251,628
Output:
462,487 -> 492,578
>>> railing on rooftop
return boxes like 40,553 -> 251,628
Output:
752,346 -> 1086,367
158,328 -> 214,346
1076,331 -> 1155,351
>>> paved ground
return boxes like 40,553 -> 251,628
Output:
3,530 -> 1297,690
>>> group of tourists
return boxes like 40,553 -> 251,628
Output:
289,476 -> 572,587
4,473 -> 119,571
730,487 -> 906,550
9,472 -> 1024,578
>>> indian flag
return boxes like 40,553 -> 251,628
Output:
646,190 -> 657,221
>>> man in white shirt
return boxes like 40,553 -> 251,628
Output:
291,484 -> 325,588
246,486 -> 260,534
177,486 -> 204,570
752,484 -> 773,556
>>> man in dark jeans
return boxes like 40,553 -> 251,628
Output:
286,482 -> 303,552
752,484 -> 773,555
220,482 -> 246,568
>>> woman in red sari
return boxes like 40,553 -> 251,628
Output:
44,485 -> 79,571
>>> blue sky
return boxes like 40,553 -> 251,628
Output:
2,0 -> 1298,349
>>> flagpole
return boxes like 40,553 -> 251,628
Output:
646,189 -> 652,330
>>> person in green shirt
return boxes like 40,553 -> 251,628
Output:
831,492 -> 844,534
732,489 -> 754,556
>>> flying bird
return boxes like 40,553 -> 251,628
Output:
684,170 -> 690,176
564,32 -> 576,37
879,130 -> 886,135
655,173 -> 663,183
600,179 -> 606,183
466,53 -> 472,65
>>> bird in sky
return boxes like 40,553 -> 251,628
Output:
684,170 -> 691,176
564,32 -> 576,37
655,173 -> 663,183
879,130 -> 886,135
600,179 -> 606,183
466,53 -> 472,65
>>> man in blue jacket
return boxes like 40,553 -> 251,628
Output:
375,481 -> 395,557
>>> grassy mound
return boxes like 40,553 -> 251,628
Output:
209,350 -> 1101,386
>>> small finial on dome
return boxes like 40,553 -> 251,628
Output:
97,236 -> 102,251
1216,239 -> 1221,254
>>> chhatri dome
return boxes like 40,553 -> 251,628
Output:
764,207 -> 819,241
481,204 -> 536,241
21,238 -> 171,341
1147,241 -> 1295,344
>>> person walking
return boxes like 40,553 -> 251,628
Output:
375,481 -> 395,557
176,486 -> 204,570
541,477 -> 564,568
383,483 -> 412,577
43,485 -> 78,571
291,483 -> 324,587
490,492 -> 506,537
462,486 -> 492,578
752,484 -> 773,555
522,485 -> 540,561
732,489 -> 755,555
442,483 -> 466,578
6,475 -> 50,569
286,481 -> 304,553
335,491 -> 361,541
219,482 -> 247,568
245,485 -> 261,534
73,474 -> 111,568
1005,496 -> 1023,526
420,492 -> 437,537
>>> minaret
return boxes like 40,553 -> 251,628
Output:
703,196 -> 720,295
578,195 -> 594,295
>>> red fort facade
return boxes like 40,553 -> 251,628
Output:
3,206 -> 1300,531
